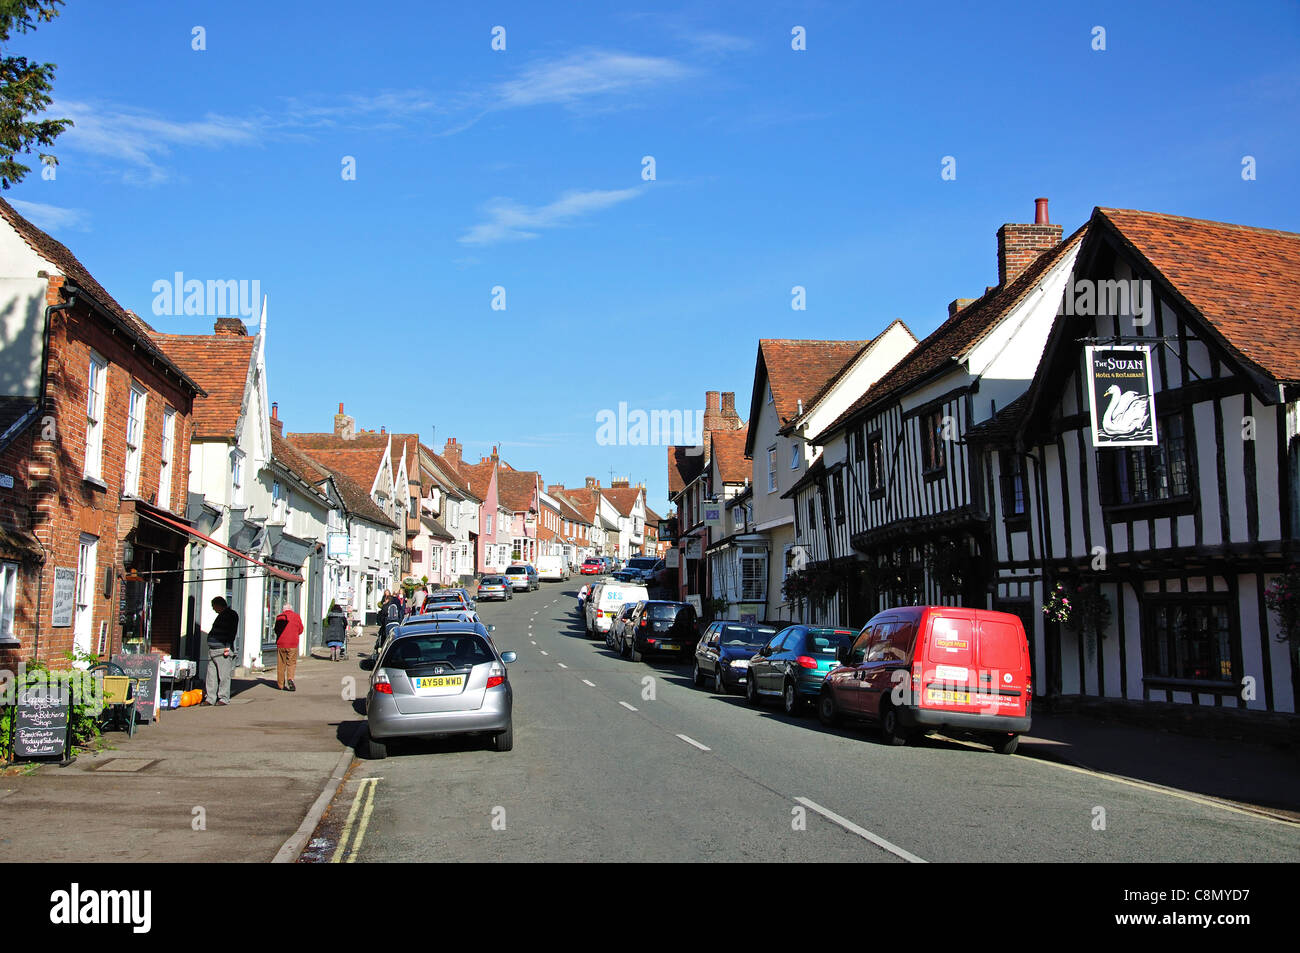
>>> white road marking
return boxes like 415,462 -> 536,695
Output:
794,797 -> 927,863
540,650 -> 549,656
619,701 -> 638,711
332,777 -> 381,864
582,679 -> 595,687
676,733 -> 710,751
557,662 -> 568,669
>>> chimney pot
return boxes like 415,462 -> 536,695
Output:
338,402 -> 344,414
271,402 -> 278,420
1035,197 -> 1050,224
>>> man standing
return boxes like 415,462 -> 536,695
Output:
274,601 -> 304,691
206,596 -> 239,706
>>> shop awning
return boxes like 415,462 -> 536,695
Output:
139,510 -> 304,583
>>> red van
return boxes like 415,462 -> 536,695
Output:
818,606 -> 1031,754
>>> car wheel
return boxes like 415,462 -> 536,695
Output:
990,733 -> 1019,755
746,674 -> 762,707
782,679 -> 803,716
880,703 -> 908,746
818,690 -> 841,727
493,717 -> 514,752
366,730 -> 388,760
692,661 -> 704,687
715,667 -> 727,695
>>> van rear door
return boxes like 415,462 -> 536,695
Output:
920,612 -> 983,714
971,614 -> 1029,718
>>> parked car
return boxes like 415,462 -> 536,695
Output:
421,591 -> 471,613
745,625 -> 856,714
818,606 -> 1032,753
536,553 -> 570,582
613,556 -> 664,584
477,575 -> 513,601
692,621 -> 781,694
621,600 -> 699,662
585,582 -> 648,638
362,620 -> 516,758
606,602 -> 641,651
580,558 -> 603,575
505,564 -> 540,591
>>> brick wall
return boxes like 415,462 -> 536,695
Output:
997,223 -> 1063,287
0,279 -> 195,670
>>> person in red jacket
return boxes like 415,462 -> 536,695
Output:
274,602 -> 304,692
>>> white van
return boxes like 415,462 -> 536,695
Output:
585,582 -> 648,637
537,553 -> 569,582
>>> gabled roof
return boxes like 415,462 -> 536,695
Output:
551,493 -> 589,525
422,515 -> 454,540
644,505 -> 663,525
815,224 -> 1087,443
1092,207 -> 1300,384
709,429 -> 749,484
497,469 -> 539,513
270,430 -> 331,500
554,487 -> 601,524
456,460 -> 496,502
152,333 -> 256,440
745,339 -> 869,456
324,467 -> 395,527
419,443 -> 478,501
602,486 -> 643,517
668,445 -> 705,497
0,197 -> 203,397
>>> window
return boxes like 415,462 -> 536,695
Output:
485,514 -> 493,535
1000,452 -> 1027,520
767,447 -> 777,492
853,426 -> 866,463
921,410 -> 946,473
123,384 -> 146,497
1097,414 -> 1190,508
231,450 -> 246,506
1144,600 -> 1235,684
0,561 -> 17,642
868,435 -> 885,493
733,506 -> 743,530
741,547 -> 767,602
832,470 -> 845,524
158,408 -> 176,510
272,480 -> 286,522
791,442 -> 800,470
450,502 -> 459,528
807,496 -> 817,531
84,353 -> 107,481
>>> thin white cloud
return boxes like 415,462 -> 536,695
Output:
493,50 -> 694,109
8,199 -> 89,231
459,186 -> 645,245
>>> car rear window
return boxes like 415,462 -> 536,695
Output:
718,625 -> 773,646
383,634 -> 493,669
426,595 -> 463,606
506,567 -> 526,575
648,603 -> 688,620
628,558 -> 659,570
807,631 -> 854,654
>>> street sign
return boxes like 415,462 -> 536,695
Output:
327,533 -> 351,558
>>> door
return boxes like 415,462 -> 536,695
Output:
753,629 -> 789,694
861,621 -> 916,720
844,624 -> 883,713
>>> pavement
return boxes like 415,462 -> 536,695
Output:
0,608 -> 1296,862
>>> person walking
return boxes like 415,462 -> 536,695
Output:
274,601 -> 304,691
206,596 -> 239,706
325,603 -> 347,661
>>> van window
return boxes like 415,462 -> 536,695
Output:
926,615 -> 975,663
849,629 -> 873,664
867,623 -> 903,662
891,620 -> 918,659
978,618 -> 1023,670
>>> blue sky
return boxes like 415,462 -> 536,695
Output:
7,0 -> 1299,511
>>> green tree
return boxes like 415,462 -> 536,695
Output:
0,0 -> 71,189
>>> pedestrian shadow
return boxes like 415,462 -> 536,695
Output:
230,676 -> 279,697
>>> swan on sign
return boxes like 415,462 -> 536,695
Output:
1100,385 -> 1151,438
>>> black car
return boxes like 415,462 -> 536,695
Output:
692,621 -> 780,694
622,600 -> 700,662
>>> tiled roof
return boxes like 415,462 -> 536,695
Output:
270,430 -> 330,496
497,469 -> 539,513
293,444 -> 387,499
324,467 -> 394,527
760,339 -> 869,420
422,514 -> 454,540
551,493 -> 589,525
419,444 -> 477,500
709,429 -> 749,484
555,487 -> 601,524
151,333 -> 256,440
1096,207 -> 1300,382
644,505 -> 663,524
456,460 -> 496,503
964,394 -> 1028,444
668,445 -> 704,496
602,486 -> 642,517
0,197 -> 202,397
816,224 -> 1087,441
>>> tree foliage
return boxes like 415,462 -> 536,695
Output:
0,0 -> 71,189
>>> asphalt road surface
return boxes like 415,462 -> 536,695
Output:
303,581 -> 1300,863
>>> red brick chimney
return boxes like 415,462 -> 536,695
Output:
997,198 -> 1062,287
213,317 -> 248,336
585,476 -> 598,489
333,402 -> 355,440
443,437 -> 462,470
270,402 -> 282,436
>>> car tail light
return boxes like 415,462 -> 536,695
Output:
639,619 -> 647,627
373,675 -> 392,695
912,662 -> 922,704
487,675 -> 505,689
796,655 -> 818,669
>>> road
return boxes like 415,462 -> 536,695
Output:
301,581 -> 1300,863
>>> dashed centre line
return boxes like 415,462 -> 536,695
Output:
794,797 -> 927,864
582,679 -> 595,687
619,701 -> 638,711
557,662 -> 568,669
676,733 -> 710,751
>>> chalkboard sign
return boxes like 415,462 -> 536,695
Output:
110,653 -> 162,722
51,567 -> 75,628
10,689 -> 71,761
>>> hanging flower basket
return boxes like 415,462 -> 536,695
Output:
1264,566 -> 1300,650
1042,583 -> 1072,625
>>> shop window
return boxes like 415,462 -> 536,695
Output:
1144,600 -> 1235,684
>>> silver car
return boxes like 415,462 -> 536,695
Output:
364,621 -> 517,758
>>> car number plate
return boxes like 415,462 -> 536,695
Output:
927,689 -> 970,704
416,675 -> 465,691
660,643 -> 679,651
